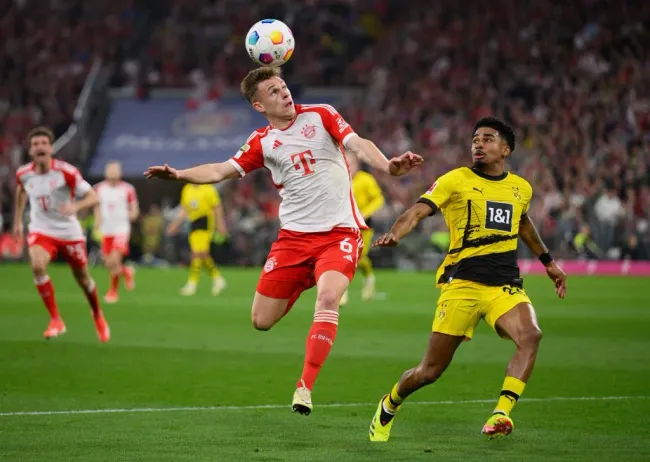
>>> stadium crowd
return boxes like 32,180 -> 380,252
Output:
0,0 -> 139,231
1,0 -> 649,263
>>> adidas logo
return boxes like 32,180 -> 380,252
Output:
273,139 -> 283,149
344,255 -> 354,262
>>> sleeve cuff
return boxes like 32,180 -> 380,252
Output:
228,158 -> 246,177
342,132 -> 358,148
417,197 -> 438,216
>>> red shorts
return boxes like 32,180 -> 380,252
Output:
257,227 -> 363,300
27,232 -> 88,268
102,235 -> 130,257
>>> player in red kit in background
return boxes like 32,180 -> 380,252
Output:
145,67 -> 423,414
94,161 -> 139,303
12,127 -> 110,342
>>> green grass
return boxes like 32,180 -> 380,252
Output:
0,264 -> 649,461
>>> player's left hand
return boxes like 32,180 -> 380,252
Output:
545,261 -> 567,299
388,151 -> 424,176
59,203 -> 77,216
373,232 -> 400,247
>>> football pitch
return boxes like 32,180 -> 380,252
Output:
1,264 -> 649,461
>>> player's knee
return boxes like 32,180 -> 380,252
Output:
518,326 -> 543,350
251,310 -> 277,331
31,260 -> 48,276
315,290 -> 338,311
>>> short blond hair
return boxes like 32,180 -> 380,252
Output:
240,67 -> 282,103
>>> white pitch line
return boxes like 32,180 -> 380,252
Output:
0,395 -> 647,418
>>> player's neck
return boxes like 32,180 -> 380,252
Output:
472,163 -> 505,178
33,158 -> 52,174
108,179 -> 120,186
268,113 -> 297,130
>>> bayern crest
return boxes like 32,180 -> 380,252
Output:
301,124 -> 316,139
264,256 -> 277,273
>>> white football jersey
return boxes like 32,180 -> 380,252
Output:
229,104 -> 367,232
94,180 -> 138,236
16,159 -> 92,240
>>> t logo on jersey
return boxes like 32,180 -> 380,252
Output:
291,150 -> 316,176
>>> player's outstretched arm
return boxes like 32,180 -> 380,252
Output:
144,162 -> 240,184
519,215 -> 567,298
374,202 -> 435,247
345,136 -> 423,176
12,184 -> 27,241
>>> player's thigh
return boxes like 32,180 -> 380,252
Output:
27,243 -> 54,273
360,228 -> 374,258
484,285 -> 537,340
434,281 -> 483,340
251,291 -> 290,330
314,270 -> 350,310
188,231 -> 211,256
27,234 -> 59,271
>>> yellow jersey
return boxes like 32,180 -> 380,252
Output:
418,167 -> 533,287
180,184 -> 221,232
352,171 -> 384,226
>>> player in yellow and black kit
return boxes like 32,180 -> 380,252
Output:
340,151 -> 385,305
167,184 -> 228,296
368,117 -> 567,442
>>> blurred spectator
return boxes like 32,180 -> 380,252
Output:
573,225 -> 605,260
593,183 -> 626,251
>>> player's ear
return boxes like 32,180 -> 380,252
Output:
251,100 -> 266,114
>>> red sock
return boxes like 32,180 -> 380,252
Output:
110,273 -> 119,292
34,275 -> 60,319
83,279 -> 102,318
298,310 -> 339,391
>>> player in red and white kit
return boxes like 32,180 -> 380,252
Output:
12,127 -> 110,342
145,67 -> 423,413
94,161 -> 139,303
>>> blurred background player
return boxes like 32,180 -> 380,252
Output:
12,127 -> 110,342
340,150 -> 384,305
146,67 -> 422,414
167,183 -> 228,296
94,161 -> 139,303
368,118 -> 567,442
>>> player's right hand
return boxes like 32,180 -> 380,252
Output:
545,261 -> 567,299
12,222 -> 23,242
144,164 -> 180,181
373,232 -> 399,247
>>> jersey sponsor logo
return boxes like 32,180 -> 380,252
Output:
336,116 -> 349,133
264,256 -> 277,273
301,124 -> 316,139
485,201 -> 514,232
290,150 -> 316,176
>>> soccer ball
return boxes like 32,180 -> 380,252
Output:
245,19 -> 295,67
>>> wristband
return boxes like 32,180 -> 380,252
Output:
538,252 -> 553,265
